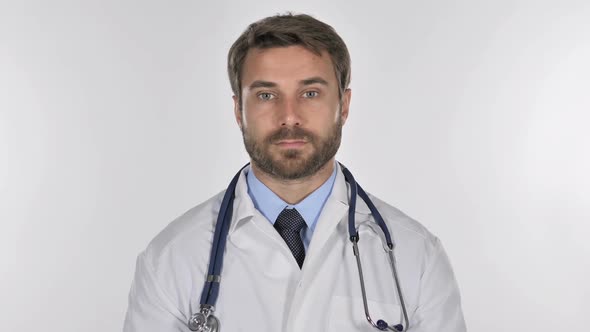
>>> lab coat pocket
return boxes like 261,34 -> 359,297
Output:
327,295 -> 402,332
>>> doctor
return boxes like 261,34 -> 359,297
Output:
124,13 -> 466,332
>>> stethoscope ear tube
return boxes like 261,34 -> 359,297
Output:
387,250 -> 409,331
352,239 -> 406,331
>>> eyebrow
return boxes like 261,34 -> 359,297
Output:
248,77 -> 329,90
248,80 -> 277,89
300,77 -> 329,86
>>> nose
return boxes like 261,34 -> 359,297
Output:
278,97 -> 302,127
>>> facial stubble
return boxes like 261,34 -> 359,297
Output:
241,114 -> 343,180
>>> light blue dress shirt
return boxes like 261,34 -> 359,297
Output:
246,162 -> 338,251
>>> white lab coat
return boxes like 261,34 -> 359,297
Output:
124,165 -> 466,331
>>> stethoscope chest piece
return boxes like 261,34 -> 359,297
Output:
188,305 -> 219,332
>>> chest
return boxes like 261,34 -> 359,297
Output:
192,217 -> 408,332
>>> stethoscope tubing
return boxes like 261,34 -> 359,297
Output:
340,163 -> 409,331
199,164 -> 249,306
194,163 -> 410,331
388,249 -> 410,330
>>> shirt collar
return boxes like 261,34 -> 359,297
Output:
229,162 -> 371,235
246,162 -> 338,231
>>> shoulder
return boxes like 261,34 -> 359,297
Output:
363,191 -> 441,255
360,191 -> 448,283
141,190 -> 226,270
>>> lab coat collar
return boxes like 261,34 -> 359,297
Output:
332,162 -> 372,214
229,165 -> 257,234
229,162 -> 371,236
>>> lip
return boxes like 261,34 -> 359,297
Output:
275,140 -> 307,148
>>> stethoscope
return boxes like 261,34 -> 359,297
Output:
188,163 -> 410,332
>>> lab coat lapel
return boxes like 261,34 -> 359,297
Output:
282,169 -> 348,332
285,165 -> 376,331
304,162 -> 378,265
302,165 -> 350,267
286,187 -> 348,332
228,166 -> 305,270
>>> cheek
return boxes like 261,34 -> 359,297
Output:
242,100 -> 274,125
315,105 -> 342,126
242,114 -> 272,138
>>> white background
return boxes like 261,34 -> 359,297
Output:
1,0 -> 589,331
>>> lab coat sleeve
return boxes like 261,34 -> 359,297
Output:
123,252 -> 189,332
410,238 -> 467,332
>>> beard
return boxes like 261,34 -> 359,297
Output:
241,116 -> 343,180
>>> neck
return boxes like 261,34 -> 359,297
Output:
251,159 -> 336,205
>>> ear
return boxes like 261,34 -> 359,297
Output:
232,95 -> 243,129
340,88 -> 351,125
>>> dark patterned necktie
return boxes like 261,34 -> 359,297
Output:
274,208 -> 307,268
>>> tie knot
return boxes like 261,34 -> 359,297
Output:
275,208 -> 306,232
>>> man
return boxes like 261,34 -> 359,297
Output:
124,13 -> 466,332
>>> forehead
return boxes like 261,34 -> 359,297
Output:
241,45 -> 337,87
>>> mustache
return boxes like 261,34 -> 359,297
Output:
267,127 -> 314,143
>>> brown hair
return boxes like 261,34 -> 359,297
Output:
227,13 -> 351,107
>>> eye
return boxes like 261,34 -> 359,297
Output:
257,92 -> 275,101
303,91 -> 319,98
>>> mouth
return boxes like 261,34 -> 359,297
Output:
275,140 -> 307,148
